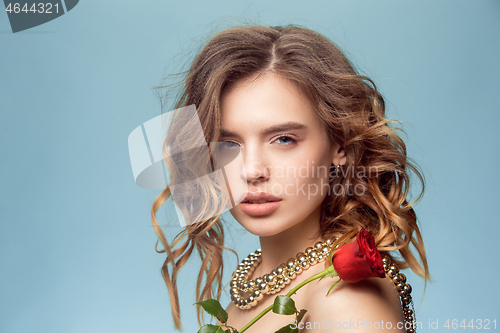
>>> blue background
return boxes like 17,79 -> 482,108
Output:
1,1 -> 499,332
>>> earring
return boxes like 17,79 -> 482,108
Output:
329,164 -> 341,181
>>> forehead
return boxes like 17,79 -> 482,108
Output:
220,73 -> 323,133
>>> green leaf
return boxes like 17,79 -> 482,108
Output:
198,324 -> 228,333
274,324 -> 299,333
326,279 -> 341,296
296,309 -> 307,323
195,299 -> 229,324
272,295 -> 297,315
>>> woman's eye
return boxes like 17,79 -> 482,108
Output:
221,141 -> 239,150
275,136 -> 296,146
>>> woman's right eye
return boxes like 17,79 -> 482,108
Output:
221,141 -> 239,150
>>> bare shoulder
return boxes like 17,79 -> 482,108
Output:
299,275 -> 405,332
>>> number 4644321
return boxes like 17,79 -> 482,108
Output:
5,3 -> 60,14
443,319 -> 496,330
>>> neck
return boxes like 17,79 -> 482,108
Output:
252,206 -> 323,277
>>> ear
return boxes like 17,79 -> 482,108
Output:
331,143 -> 347,166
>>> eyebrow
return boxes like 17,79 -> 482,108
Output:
220,122 -> 307,138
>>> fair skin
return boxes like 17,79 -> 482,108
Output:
220,72 -> 404,332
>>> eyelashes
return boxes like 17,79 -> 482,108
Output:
274,135 -> 297,146
221,135 -> 298,149
220,141 -> 239,150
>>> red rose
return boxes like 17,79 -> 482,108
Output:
331,229 -> 386,283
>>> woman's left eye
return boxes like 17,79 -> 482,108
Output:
274,135 -> 296,146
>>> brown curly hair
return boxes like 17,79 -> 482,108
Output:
151,24 -> 430,330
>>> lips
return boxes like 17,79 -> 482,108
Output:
239,192 -> 282,216
242,192 -> 281,204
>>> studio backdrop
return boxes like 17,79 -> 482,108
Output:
1,1 -> 499,332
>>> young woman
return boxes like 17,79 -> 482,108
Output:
151,25 -> 430,332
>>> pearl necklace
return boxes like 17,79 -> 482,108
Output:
229,242 -> 417,332
382,255 -> 416,333
230,238 -> 338,309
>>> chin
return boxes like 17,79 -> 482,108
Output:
241,224 -> 284,237
233,215 -> 292,237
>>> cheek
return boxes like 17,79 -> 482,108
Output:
275,153 -> 331,199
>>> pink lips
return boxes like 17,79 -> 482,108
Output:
239,192 -> 282,216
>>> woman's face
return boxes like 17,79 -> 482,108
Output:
219,72 -> 344,237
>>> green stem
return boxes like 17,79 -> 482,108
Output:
239,265 -> 338,333
238,303 -> 273,333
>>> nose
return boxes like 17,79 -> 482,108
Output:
240,146 -> 270,184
